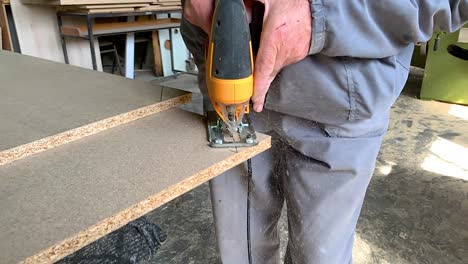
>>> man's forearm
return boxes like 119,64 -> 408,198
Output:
309,0 -> 468,58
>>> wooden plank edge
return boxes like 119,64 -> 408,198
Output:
21,134 -> 271,264
78,4 -> 149,9
0,93 -> 191,166
137,5 -> 181,11
85,7 -> 135,14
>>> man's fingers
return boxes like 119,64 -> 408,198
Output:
243,0 -> 254,22
252,75 -> 274,112
200,20 -> 211,35
183,0 -> 214,34
252,29 -> 278,112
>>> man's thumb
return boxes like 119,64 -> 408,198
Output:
252,71 -> 274,112
252,38 -> 277,112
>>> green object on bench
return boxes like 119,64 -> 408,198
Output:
421,27 -> 468,105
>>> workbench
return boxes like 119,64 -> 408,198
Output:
0,51 -> 270,263
57,8 -> 182,78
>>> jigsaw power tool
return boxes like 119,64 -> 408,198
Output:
206,0 -> 258,148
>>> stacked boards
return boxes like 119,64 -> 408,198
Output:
0,52 -> 270,263
21,0 -> 182,13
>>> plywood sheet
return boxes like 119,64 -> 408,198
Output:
0,51 -> 190,164
0,108 -> 271,264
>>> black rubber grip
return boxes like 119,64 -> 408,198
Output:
211,0 -> 252,79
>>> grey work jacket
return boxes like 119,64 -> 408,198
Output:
181,0 -> 468,136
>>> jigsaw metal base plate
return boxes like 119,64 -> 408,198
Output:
207,111 -> 258,148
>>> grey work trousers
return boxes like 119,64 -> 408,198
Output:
210,110 -> 388,264
179,12 -> 396,263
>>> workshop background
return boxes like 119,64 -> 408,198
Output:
0,0 -> 467,263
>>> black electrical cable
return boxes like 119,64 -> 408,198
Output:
247,3 -> 263,263
247,158 -> 253,264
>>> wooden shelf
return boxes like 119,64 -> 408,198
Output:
60,18 -> 180,37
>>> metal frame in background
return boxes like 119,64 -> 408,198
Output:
56,10 -> 182,72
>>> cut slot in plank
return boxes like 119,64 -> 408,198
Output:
61,18 -> 180,36
0,51 -> 190,165
0,108 -> 271,264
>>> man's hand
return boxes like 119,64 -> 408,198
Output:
184,0 -> 312,112
252,0 -> 311,112
184,0 -> 214,34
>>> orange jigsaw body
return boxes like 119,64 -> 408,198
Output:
206,42 -> 255,123
204,0 -> 255,129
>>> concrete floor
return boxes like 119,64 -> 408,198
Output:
142,76 -> 468,264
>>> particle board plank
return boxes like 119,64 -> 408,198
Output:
0,51 -> 190,165
0,108 -> 271,264
60,18 -> 180,36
